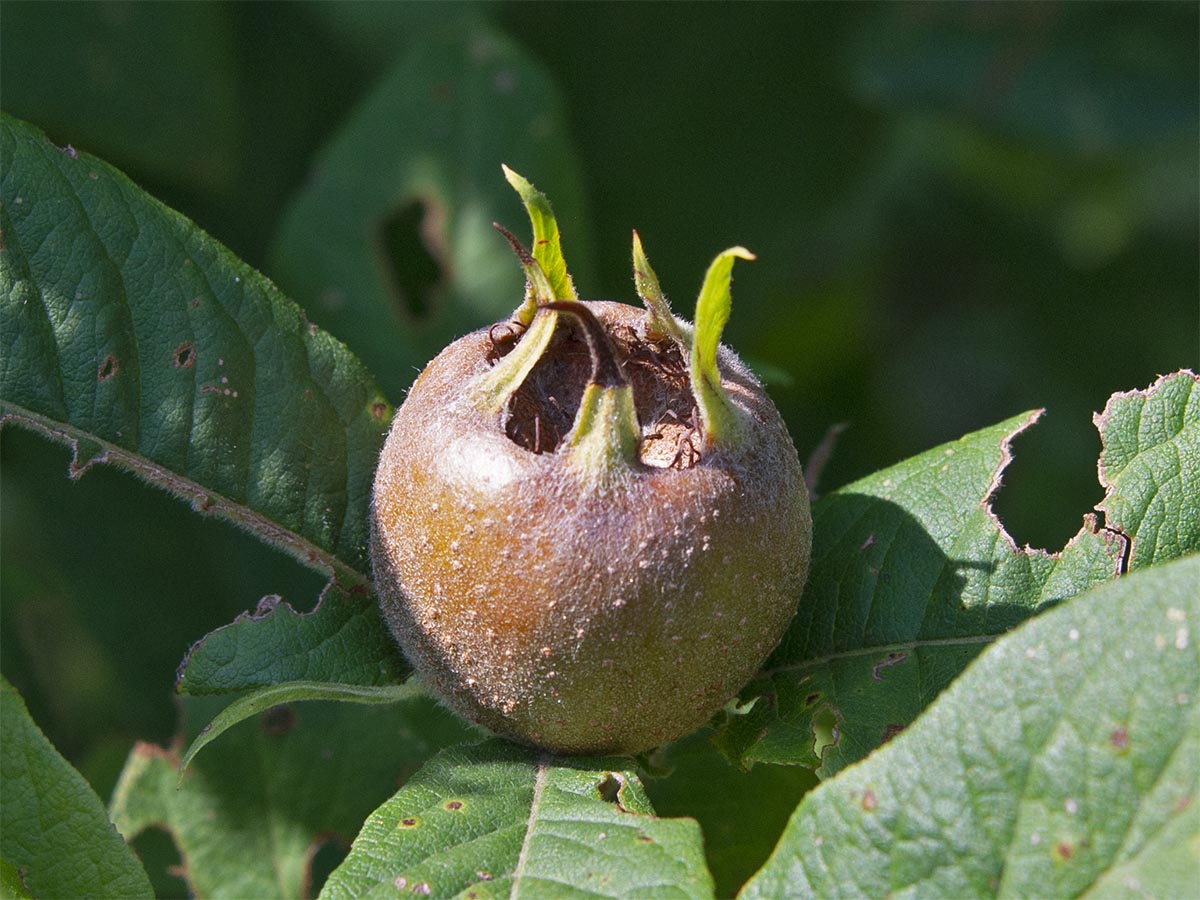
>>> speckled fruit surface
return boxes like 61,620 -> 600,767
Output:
371,300 -> 811,754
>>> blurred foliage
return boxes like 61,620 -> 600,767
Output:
1,0 -> 1196,842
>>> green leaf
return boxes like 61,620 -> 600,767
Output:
177,582 -> 409,695
267,24 -> 590,402
321,739 -> 715,899
691,247 -> 755,448
740,553 -> 1200,900
717,410 -> 1124,776
1096,370 -> 1200,570
0,113 -> 391,585
643,730 -> 819,899
181,680 -> 428,774
110,696 -> 474,900
1,676 -> 153,900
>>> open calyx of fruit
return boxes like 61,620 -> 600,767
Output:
371,168 -> 812,754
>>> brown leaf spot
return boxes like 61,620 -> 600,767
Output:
399,816 -> 420,829
372,401 -> 389,420
861,789 -> 877,812
882,723 -> 906,743
444,800 -> 464,811
637,834 -> 654,843
173,342 -> 195,369
1053,840 -> 1075,862
871,652 -> 909,681
475,870 -> 493,882
260,704 -> 296,736
411,883 -> 431,896
98,354 -> 118,381
1110,727 -> 1130,751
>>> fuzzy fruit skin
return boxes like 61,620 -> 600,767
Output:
371,301 -> 811,755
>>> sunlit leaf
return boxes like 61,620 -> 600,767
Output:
1095,370 -> 1200,570
322,740 -> 715,899
741,553 -> 1200,899
0,113 -> 390,586
177,583 -> 408,695
717,409 -> 1126,776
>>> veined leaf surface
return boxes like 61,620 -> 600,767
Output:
321,740 -> 715,900
0,113 -> 390,585
740,553 -> 1200,899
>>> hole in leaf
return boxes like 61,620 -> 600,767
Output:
97,354 -> 118,382
596,771 -> 628,807
989,411 -> 1101,551
306,838 -> 348,898
173,342 -> 195,369
378,199 -> 445,322
132,826 -> 190,898
811,706 -> 839,762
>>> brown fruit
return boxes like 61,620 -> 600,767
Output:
370,171 -> 811,754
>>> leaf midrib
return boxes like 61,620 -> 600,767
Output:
760,633 -> 997,679
0,400 -> 368,587
509,761 -> 548,900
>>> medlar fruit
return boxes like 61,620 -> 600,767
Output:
371,168 -> 811,754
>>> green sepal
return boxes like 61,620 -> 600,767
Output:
691,247 -> 755,448
471,307 -> 558,415
632,230 -> 685,344
502,165 -> 577,310
565,383 -> 642,492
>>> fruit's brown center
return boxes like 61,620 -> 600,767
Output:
489,315 -> 700,468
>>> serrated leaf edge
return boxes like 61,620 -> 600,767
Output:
1093,369 -> 1200,569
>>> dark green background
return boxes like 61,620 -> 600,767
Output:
1,0 -> 1196,863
